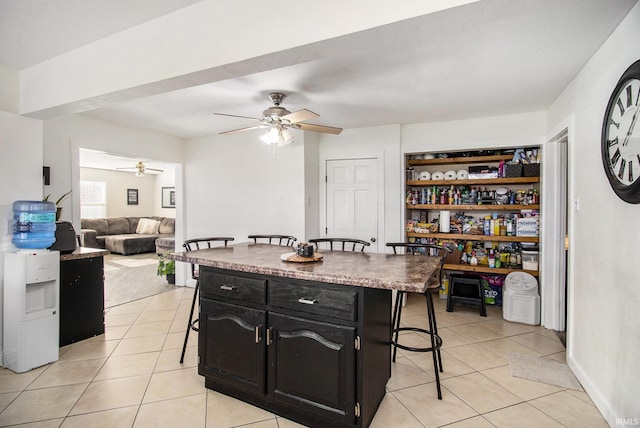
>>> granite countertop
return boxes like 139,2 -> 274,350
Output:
60,247 -> 109,261
168,242 -> 440,293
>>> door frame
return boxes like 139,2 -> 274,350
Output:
319,154 -> 385,253
542,115 -> 574,333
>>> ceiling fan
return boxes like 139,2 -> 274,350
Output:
116,161 -> 163,177
214,92 -> 343,147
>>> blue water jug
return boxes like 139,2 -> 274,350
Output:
12,200 -> 57,249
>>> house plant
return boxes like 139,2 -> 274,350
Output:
43,189 -> 72,221
157,251 -> 176,284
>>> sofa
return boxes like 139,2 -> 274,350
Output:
81,216 -> 175,256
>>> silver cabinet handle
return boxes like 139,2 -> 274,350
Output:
255,325 -> 261,343
220,285 -> 235,291
298,298 -> 317,305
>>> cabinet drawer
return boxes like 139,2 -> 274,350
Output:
199,269 -> 266,305
268,280 -> 357,322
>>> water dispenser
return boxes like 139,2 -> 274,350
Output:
3,250 -> 60,372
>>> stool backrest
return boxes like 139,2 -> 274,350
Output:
248,234 -> 297,246
309,238 -> 370,252
183,237 -> 235,279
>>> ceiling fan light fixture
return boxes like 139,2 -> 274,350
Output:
277,128 -> 295,146
260,127 -> 280,145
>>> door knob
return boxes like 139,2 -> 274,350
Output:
371,237 -> 377,242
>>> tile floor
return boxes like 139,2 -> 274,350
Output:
0,288 -> 608,428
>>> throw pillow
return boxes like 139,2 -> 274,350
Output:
136,218 -> 160,234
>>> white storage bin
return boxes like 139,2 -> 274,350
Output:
503,272 -> 540,325
521,250 -> 539,271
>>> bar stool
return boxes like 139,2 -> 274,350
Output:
179,237 -> 234,364
446,274 -> 487,317
386,242 -> 452,400
248,234 -> 297,246
309,238 -> 370,252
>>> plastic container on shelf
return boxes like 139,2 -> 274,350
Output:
503,272 -> 540,325
12,200 -> 57,249
521,250 -> 539,270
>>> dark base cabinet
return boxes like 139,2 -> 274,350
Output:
59,256 -> 105,346
198,267 -> 391,428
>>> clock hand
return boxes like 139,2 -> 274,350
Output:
623,108 -> 639,147
622,88 -> 640,146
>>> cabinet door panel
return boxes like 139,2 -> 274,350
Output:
268,312 -> 356,425
199,299 -> 266,394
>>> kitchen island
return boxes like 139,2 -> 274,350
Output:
170,243 -> 440,428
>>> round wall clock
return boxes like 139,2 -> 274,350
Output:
602,59 -> 640,203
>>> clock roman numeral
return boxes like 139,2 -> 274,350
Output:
611,148 -> 621,168
629,159 -> 634,183
608,137 -> 619,147
618,158 -> 627,180
626,85 -> 634,108
609,118 -> 620,130
617,98 -> 626,116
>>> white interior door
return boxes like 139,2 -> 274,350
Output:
325,159 -> 378,252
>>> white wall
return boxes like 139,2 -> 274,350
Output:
0,110 -> 43,363
0,65 -> 19,114
183,132 -> 307,249
546,2 -> 640,423
80,167 -> 158,218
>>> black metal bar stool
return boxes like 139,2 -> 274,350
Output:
248,234 -> 297,246
309,238 -> 370,252
179,237 -> 234,364
386,242 -> 452,400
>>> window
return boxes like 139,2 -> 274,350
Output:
80,180 -> 107,218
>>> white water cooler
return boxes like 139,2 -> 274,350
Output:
3,250 -> 60,373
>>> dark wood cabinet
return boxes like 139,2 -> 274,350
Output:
198,267 -> 390,428
268,312 -> 356,425
199,299 -> 266,394
59,255 -> 105,346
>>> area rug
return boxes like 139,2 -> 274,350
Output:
104,253 -> 177,308
508,352 -> 583,391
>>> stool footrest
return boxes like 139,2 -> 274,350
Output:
190,319 -> 199,332
391,327 -> 442,354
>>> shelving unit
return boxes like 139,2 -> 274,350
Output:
405,150 -> 541,278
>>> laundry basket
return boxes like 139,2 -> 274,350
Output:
503,272 -> 540,325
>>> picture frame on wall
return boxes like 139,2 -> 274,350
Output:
162,187 -> 175,208
127,188 -> 138,205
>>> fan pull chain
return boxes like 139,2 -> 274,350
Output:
272,143 -> 277,160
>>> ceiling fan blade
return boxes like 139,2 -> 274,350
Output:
220,125 -> 264,135
146,168 -> 164,172
115,167 -> 136,170
214,112 -> 262,122
282,109 -> 319,124
296,123 -> 343,135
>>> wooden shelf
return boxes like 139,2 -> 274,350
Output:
407,232 -> 539,243
443,263 -> 539,277
407,177 -> 539,186
407,154 -> 512,166
407,204 -> 540,210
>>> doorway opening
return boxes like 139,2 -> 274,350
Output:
75,147 -> 183,307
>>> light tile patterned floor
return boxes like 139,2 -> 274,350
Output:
0,289 -> 609,427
